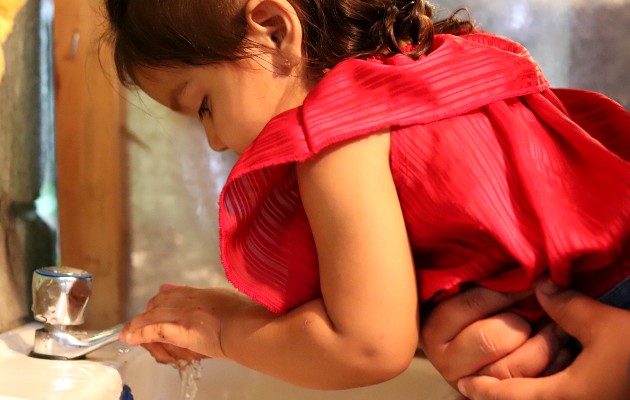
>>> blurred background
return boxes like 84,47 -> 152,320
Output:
0,0 -> 628,330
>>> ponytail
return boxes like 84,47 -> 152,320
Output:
369,1 -> 435,59
293,0 -> 475,78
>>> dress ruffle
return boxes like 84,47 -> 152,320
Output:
218,33 -> 630,316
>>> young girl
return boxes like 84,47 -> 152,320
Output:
106,0 -> 630,392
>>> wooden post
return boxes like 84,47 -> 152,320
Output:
54,0 -> 128,328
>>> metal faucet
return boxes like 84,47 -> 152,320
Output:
30,266 -> 124,360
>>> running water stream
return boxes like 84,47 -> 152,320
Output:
174,360 -> 202,400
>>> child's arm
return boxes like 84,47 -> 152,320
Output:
122,131 -> 420,389
224,130 -> 419,387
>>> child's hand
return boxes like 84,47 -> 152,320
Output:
135,284 -> 206,364
420,286 -> 570,387
139,343 -> 205,364
120,285 -> 248,362
457,279 -> 630,400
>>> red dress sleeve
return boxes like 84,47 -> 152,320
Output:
218,33 -> 630,316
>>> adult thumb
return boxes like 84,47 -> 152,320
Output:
535,277 -> 611,346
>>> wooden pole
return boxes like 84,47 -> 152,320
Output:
54,0 -> 128,328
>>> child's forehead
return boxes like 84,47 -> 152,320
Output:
133,66 -> 191,108
133,65 -> 191,91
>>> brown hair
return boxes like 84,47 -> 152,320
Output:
104,0 -> 474,85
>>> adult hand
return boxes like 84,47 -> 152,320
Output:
457,278 -> 630,400
421,286 -> 571,387
120,284 -> 249,363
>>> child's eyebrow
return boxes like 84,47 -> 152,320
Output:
169,81 -> 189,112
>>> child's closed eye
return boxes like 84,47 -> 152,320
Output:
198,96 -> 211,120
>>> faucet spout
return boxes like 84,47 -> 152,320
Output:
29,266 -> 124,360
31,324 -> 124,360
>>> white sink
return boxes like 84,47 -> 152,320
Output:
0,323 -> 123,400
0,323 -> 463,400
115,347 -> 463,400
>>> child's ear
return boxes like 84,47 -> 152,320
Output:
244,0 -> 303,64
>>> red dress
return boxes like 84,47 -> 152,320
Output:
218,33 -> 630,320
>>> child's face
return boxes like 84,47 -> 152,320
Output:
135,57 -> 310,154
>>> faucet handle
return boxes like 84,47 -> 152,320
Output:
31,266 -> 93,326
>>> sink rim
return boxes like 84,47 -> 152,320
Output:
0,323 -> 124,400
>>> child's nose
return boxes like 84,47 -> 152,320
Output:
207,138 -> 228,152
203,130 -> 228,152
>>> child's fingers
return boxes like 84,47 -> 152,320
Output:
161,343 -> 204,362
123,321 -> 190,347
120,306 -> 221,358
141,343 -> 178,365
160,283 -> 181,292
121,307 -> 183,341
141,342 -> 202,365
127,321 -> 216,358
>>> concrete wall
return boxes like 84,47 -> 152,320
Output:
435,0 -> 630,108
126,93 -> 235,316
